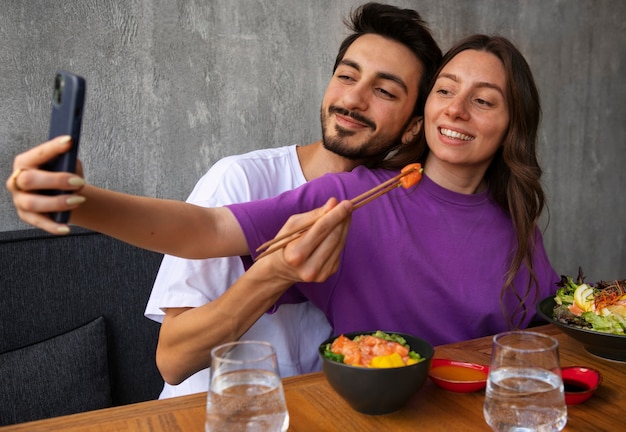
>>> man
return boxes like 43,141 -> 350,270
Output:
145,3 -> 440,397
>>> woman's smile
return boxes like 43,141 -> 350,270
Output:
438,127 -> 474,142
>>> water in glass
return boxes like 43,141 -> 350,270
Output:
205,341 -> 289,432
484,366 -> 567,432
206,369 -> 288,431
483,331 -> 567,432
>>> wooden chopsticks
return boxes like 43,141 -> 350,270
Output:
254,166 -> 419,260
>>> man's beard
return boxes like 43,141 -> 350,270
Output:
320,105 -> 404,162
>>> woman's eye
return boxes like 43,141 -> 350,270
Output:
475,98 -> 494,107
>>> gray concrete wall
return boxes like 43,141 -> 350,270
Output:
1,0 -> 624,282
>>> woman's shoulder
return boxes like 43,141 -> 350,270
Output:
318,165 -> 399,186
298,166 -> 399,201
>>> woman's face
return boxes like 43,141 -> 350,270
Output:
424,49 -> 509,179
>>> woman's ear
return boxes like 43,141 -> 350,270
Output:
401,116 -> 423,145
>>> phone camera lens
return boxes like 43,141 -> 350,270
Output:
53,74 -> 65,105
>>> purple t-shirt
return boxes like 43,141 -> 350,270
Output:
228,166 -> 559,346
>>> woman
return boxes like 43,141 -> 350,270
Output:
226,34 -> 557,344
7,35 -> 558,353
379,34 -> 550,332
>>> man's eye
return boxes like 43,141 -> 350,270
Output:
376,88 -> 396,99
337,74 -> 354,82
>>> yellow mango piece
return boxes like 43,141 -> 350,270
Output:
370,352 -> 405,368
406,357 -> 418,366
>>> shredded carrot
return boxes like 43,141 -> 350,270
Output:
595,280 -> 626,310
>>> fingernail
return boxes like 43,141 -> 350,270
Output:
66,196 -> 86,205
58,135 -> 72,145
57,226 -> 70,234
68,176 -> 85,186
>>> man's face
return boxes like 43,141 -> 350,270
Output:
321,33 -> 423,161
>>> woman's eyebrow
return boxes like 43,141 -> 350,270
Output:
339,59 -> 409,95
437,72 -> 504,96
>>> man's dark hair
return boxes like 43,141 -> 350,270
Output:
333,2 -> 442,118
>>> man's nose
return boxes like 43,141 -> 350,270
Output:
341,83 -> 369,111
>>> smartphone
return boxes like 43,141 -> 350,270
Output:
42,70 -> 86,223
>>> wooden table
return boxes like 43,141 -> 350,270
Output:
1,325 -> 624,431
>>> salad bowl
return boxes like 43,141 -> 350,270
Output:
537,296 -> 626,362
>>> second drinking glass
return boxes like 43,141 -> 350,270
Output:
483,331 -> 567,432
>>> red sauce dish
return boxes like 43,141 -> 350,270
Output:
561,366 -> 602,405
428,358 -> 489,393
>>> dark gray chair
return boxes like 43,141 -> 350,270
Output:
0,228 -> 164,426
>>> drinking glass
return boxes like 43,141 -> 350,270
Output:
483,331 -> 567,432
206,341 -> 289,432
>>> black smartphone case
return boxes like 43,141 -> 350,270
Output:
43,71 -> 86,223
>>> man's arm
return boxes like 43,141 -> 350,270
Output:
156,197 -> 353,384
147,154 -> 274,384
156,256 -> 290,384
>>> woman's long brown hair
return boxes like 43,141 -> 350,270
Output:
381,35 -> 545,329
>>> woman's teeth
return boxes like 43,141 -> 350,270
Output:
440,127 -> 474,141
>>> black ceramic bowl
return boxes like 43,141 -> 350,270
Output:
318,331 -> 434,415
537,296 -> 626,362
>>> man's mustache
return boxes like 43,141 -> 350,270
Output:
329,106 -> 376,130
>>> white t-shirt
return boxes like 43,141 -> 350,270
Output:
145,145 -> 333,399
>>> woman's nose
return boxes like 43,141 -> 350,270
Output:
445,97 -> 470,120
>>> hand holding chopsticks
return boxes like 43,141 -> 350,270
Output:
255,163 -> 422,260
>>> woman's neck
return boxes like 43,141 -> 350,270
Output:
423,155 -> 489,194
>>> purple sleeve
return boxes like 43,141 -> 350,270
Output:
525,227 -> 560,324
533,227 -> 560,299
227,195 -> 291,260
227,172 -> 353,259
227,171 -> 357,310
226,167 -> 386,310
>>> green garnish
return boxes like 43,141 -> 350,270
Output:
322,343 -> 345,363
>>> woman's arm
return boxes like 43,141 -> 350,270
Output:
72,185 -> 246,258
7,136 -> 248,258
8,136 -> 354,262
